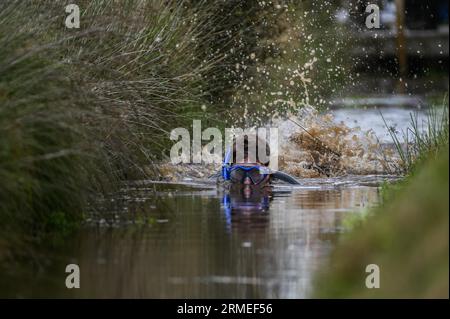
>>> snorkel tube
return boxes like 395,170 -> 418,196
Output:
221,147 -> 232,181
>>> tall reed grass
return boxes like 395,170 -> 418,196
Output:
382,97 -> 449,174
0,1 -> 88,234
0,0 -> 231,246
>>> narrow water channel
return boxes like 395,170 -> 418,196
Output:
2,106 -> 426,298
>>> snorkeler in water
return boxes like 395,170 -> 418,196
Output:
219,134 -> 300,188
218,134 -> 299,231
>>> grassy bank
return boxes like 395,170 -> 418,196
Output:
314,140 -> 449,298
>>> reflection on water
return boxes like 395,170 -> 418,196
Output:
2,178 -> 387,299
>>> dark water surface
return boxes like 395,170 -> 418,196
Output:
2,176 -> 395,298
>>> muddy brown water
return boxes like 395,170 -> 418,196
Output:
2,176 -> 398,298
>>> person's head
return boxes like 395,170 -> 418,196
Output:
231,133 -> 270,166
225,133 -> 272,192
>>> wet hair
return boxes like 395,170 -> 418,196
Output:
231,133 -> 270,166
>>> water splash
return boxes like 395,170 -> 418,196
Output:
155,105 -> 401,182
276,106 -> 399,178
